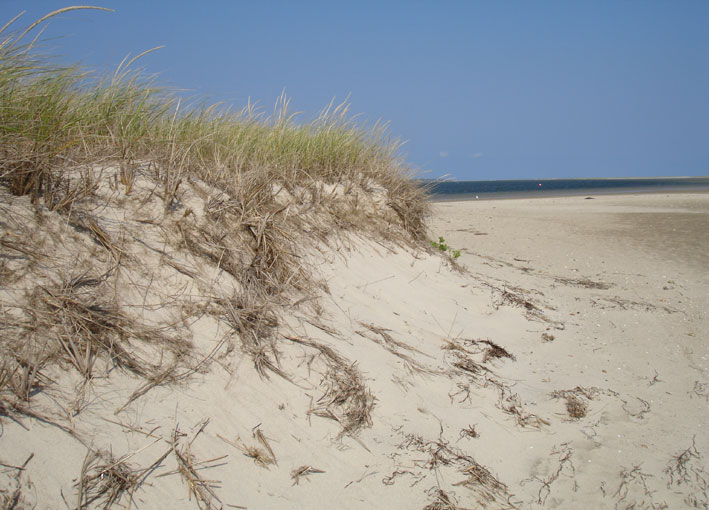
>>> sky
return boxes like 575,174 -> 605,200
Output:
2,1 -> 708,180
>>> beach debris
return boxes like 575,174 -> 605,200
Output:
613,465 -> 663,509
381,469 -> 424,487
478,339 -> 515,362
692,381 -> 709,401
664,435 -> 708,507
459,425 -> 479,440
498,388 -> 549,429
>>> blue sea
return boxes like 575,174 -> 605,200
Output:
426,177 -> 709,201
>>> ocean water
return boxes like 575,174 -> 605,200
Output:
426,177 -> 709,201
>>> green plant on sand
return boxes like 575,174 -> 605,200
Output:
431,236 -> 461,259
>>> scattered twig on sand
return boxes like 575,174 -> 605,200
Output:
541,332 -> 555,342
591,296 -> 678,315
521,444 -> 574,505
665,436 -> 707,488
648,370 -> 662,386
454,461 -> 510,501
620,396 -> 651,420
459,425 -> 479,440
382,469 -> 424,487
498,388 -> 549,429
116,336 -> 227,414
613,465 -> 658,507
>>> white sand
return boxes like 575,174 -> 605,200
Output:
1,191 -> 707,509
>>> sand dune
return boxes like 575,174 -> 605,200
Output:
1,189 -> 707,509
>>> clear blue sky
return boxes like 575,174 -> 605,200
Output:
3,1 -> 708,180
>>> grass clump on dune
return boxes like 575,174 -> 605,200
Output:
0,6 -> 428,439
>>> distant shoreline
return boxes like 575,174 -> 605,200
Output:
425,176 -> 709,202
429,187 -> 709,202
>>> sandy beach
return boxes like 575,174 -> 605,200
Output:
2,190 -> 707,509
429,192 -> 709,507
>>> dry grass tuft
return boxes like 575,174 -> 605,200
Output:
29,272 -> 189,381
225,295 -> 287,380
314,360 -> 375,438
286,336 -> 375,438
396,433 -> 511,508
550,386 -> 601,420
0,352 -> 48,403
76,449 -> 138,509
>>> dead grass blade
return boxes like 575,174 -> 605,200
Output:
171,426 -> 224,509
254,425 -> 277,467
217,432 -> 274,468
290,465 -> 324,485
